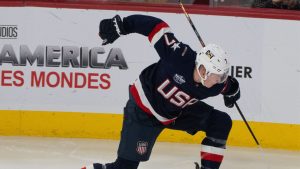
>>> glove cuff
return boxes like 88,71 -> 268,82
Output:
224,87 -> 240,98
114,15 -> 127,35
221,76 -> 239,96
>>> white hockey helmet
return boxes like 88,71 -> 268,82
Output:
195,44 -> 230,84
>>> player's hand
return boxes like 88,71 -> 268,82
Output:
99,15 -> 127,45
222,76 -> 240,108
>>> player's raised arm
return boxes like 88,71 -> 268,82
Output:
99,14 -> 165,45
99,14 -> 194,61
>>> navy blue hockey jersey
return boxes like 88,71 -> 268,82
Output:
124,15 -> 226,125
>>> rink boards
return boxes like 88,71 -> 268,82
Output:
0,4 -> 299,150
0,110 -> 299,150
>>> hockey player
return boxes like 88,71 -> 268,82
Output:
82,14 -> 240,169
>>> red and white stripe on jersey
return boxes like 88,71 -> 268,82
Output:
201,145 -> 225,163
130,78 -> 177,125
148,22 -> 172,46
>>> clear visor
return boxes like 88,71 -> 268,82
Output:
207,72 -> 228,84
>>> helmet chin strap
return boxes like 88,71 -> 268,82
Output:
196,67 -> 207,86
200,76 -> 206,86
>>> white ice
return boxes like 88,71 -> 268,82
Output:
0,136 -> 299,169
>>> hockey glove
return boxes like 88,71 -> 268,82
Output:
222,76 -> 240,108
99,15 -> 127,45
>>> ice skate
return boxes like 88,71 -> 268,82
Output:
81,163 -> 105,169
194,162 -> 200,169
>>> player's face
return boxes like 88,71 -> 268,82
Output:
194,66 -> 226,88
203,73 -> 223,88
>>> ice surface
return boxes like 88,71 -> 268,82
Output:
0,136 -> 299,169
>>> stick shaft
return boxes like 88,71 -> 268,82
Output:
234,102 -> 260,146
178,1 -> 206,47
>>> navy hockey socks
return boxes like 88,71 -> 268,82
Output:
200,137 -> 227,169
199,109 -> 232,169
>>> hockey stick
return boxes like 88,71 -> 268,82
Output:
178,0 -> 206,48
178,0 -> 261,147
234,102 -> 260,146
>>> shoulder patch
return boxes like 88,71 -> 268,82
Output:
173,74 -> 186,85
